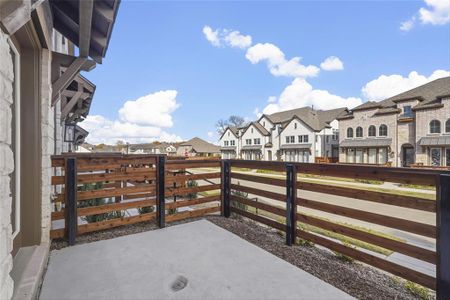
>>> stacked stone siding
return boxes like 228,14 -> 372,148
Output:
415,98 -> 450,165
338,109 -> 397,164
0,28 -> 15,300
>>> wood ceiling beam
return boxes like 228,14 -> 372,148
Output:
52,57 -> 86,105
61,90 -> 83,119
79,0 -> 94,57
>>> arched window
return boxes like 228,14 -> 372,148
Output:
368,125 -> 376,137
379,124 -> 388,137
446,119 -> 450,133
356,126 -> 363,137
347,128 -> 353,138
430,120 -> 441,134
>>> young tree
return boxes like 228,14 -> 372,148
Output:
228,115 -> 245,127
216,115 -> 246,135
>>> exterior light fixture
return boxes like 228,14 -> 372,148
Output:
64,123 -> 76,143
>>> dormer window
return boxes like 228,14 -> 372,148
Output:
263,121 -> 266,127
430,120 -> 441,134
251,128 -> 254,134
294,123 -> 297,129
403,105 -> 412,117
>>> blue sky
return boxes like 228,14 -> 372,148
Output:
81,0 -> 450,145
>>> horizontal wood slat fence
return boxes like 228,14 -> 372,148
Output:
50,154 -> 450,297
222,159 -> 450,297
50,153 -> 221,242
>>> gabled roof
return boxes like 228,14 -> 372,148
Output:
266,107 -> 347,132
242,122 -> 270,136
180,137 -> 220,154
219,126 -> 239,140
348,77 -> 450,115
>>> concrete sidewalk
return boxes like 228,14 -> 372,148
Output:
40,220 -> 352,300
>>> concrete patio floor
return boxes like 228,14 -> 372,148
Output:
39,220 -> 352,300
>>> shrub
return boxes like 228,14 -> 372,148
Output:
77,182 -> 124,223
231,182 -> 248,211
186,180 -> 198,200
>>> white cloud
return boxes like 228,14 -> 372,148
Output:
400,0 -> 449,31
245,43 -> 320,78
207,131 -> 214,138
118,90 -> 180,127
419,0 -> 450,25
320,56 -> 344,71
362,70 -> 450,101
224,30 -> 252,49
202,26 -> 220,47
203,26 -> 252,49
400,17 -> 416,31
262,78 -> 362,114
81,90 -> 182,144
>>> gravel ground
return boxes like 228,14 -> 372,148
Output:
206,215 -> 432,300
51,215 -> 433,299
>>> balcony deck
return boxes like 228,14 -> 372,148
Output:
40,220 -> 352,300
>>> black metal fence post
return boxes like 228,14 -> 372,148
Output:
65,157 -> 77,246
157,155 -> 166,228
221,159 -> 231,218
285,164 -> 297,246
437,174 -> 450,299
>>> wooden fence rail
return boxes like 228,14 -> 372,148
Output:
225,159 -> 450,296
49,154 -> 450,297
50,153 -> 221,242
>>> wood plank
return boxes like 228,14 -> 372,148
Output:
77,212 -> 157,234
298,181 -> 436,212
230,184 -> 285,202
297,198 -> 436,238
165,172 -> 221,184
52,200 -> 157,220
297,229 -> 436,290
231,195 -> 285,217
297,213 -> 436,264
230,207 -> 285,231
122,193 -> 155,200
53,185 -> 157,202
52,168 -> 156,185
229,160 -> 285,172
165,206 -> 220,222
165,196 -> 219,209
166,184 -> 221,197
231,172 -> 286,187
50,228 -> 65,239
166,161 -> 220,170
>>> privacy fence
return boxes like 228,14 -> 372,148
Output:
50,153 -> 449,297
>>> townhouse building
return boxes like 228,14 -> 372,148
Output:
0,1 -> 120,299
337,77 -> 450,167
220,107 -> 347,162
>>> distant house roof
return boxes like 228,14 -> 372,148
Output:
266,107 -> 347,132
180,137 -> 220,154
219,126 -> 239,139
344,77 -> 450,118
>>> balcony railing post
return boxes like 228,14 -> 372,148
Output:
437,174 -> 450,298
64,157 -> 77,246
285,164 -> 297,246
221,159 -> 231,218
157,155 -> 166,228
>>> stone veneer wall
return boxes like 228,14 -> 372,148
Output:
40,49 -> 54,243
338,109 -> 398,165
415,98 -> 450,165
0,28 -> 15,300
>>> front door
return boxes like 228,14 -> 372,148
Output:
402,146 -> 415,167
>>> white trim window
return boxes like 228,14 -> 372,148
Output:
8,39 -> 21,238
